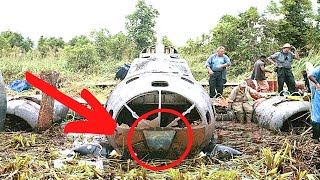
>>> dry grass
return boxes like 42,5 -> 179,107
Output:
0,121 -> 319,179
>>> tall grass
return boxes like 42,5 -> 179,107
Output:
292,50 -> 320,79
0,50 -> 128,97
0,50 -> 319,93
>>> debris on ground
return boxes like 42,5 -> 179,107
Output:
0,121 -> 319,179
8,80 -> 31,92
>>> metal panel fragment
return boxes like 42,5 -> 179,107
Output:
253,96 -> 310,131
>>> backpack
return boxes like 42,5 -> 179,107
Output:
115,64 -> 130,80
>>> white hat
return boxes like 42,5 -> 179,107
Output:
282,43 -> 291,48
239,81 -> 247,87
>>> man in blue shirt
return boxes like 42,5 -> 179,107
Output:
205,46 -> 231,98
308,66 -> 320,143
268,43 -> 299,95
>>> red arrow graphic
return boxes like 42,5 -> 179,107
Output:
25,72 -> 117,135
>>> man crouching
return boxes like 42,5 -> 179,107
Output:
228,81 -> 265,123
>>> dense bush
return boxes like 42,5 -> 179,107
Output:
64,43 -> 98,72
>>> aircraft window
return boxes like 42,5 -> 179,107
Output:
206,112 -> 211,124
151,81 -> 169,87
181,77 -> 194,84
126,77 -> 139,84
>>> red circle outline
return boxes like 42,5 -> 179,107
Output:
127,108 -> 193,171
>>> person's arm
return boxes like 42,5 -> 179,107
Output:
268,52 -> 278,65
291,46 -> 299,59
207,66 -> 214,75
216,63 -> 229,68
294,51 -> 299,59
216,55 -> 231,68
249,87 -> 266,98
228,88 -> 237,103
205,56 -> 214,75
267,58 -> 275,65
308,73 -> 320,90
260,65 -> 272,73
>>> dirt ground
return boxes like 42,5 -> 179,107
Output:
0,120 -> 319,179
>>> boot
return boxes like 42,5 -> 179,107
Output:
236,113 -> 245,123
245,113 -> 253,123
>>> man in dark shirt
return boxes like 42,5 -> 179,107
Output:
268,43 -> 299,95
253,55 -> 272,92
302,70 -> 311,93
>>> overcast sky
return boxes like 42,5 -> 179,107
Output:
0,0 -> 316,46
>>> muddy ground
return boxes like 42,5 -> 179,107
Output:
0,121 -> 319,179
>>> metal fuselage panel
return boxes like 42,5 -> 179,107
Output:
105,55 -> 215,159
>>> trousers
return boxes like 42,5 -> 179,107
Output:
312,121 -> 320,140
232,102 -> 253,123
277,68 -> 296,94
209,71 -> 223,98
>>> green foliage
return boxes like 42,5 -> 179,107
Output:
125,0 -> 159,51
179,33 -> 211,55
0,51 -> 66,82
21,37 -> 34,52
90,29 -> 139,61
37,36 -> 65,57
181,7 -> 280,78
90,28 -> 111,61
64,43 -> 98,72
68,35 -> 91,47
0,31 -> 24,48
266,0 -> 314,52
180,0 -> 320,78
162,36 -> 174,47
0,30 -> 33,53
180,2 -> 320,79
106,32 -> 138,60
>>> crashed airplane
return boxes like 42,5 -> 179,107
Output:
104,44 -> 218,159
0,43 -> 241,159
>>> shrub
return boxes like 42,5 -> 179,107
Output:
64,43 -> 98,72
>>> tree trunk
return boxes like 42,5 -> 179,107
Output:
37,71 -> 59,132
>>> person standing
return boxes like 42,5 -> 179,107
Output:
268,43 -> 299,95
308,66 -> 320,143
252,55 -> 273,92
205,46 -> 231,98
302,70 -> 311,93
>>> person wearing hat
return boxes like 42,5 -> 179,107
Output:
205,46 -> 232,98
252,55 -> 273,92
268,43 -> 299,95
228,81 -> 264,123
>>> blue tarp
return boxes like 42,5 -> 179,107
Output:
8,80 -> 31,92
312,90 -> 320,123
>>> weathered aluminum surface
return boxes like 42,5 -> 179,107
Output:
0,72 -> 7,131
105,54 -> 216,159
253,96 -> 310,131
6,95 -> 69,129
